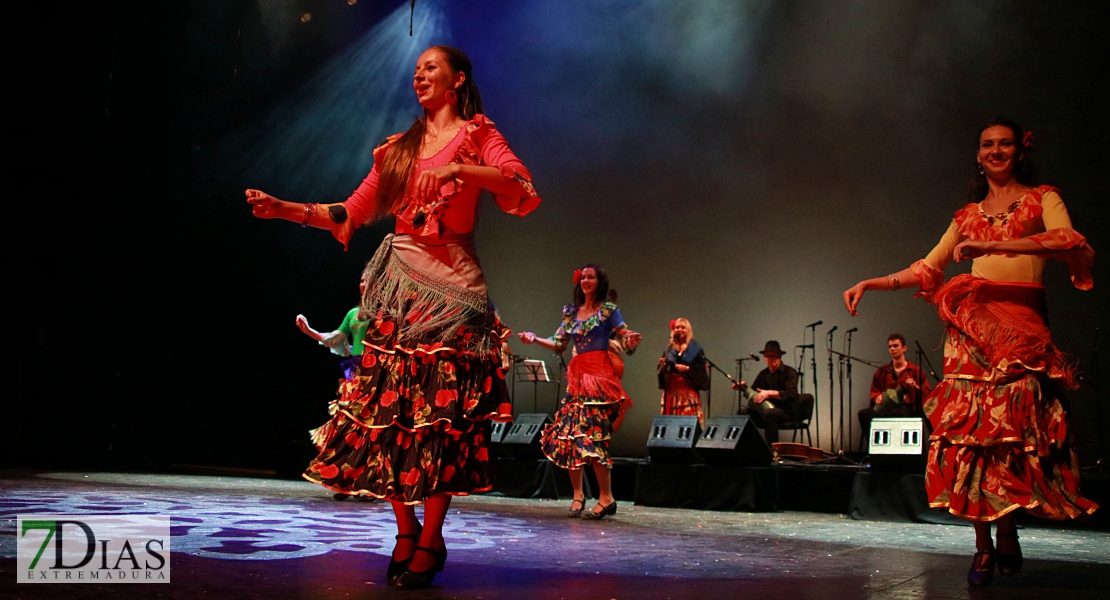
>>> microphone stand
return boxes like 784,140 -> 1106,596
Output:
554,351 -> 568,415
804,322 -> 821,447
914,340 -> 941,384
509,354 -> 527,409
826,327 -> 837,452
827,349 -> 887,369
732,356 -> 760,414
836,345 -> 845,452
828,349 -> 884,458
845,329 -> 855,452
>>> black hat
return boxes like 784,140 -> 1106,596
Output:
760,341 -> 784,356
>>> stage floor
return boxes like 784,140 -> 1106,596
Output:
1,470 -> 1107,599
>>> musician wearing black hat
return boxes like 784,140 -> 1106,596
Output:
731,340 -> 801,444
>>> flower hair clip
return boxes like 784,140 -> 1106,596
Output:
572,269 -> 583,286
1022,130 -> 1035,150
669,319 -> 677,330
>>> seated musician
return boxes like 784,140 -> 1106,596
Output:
731,340 -> 806,444
857,333 -> 932,436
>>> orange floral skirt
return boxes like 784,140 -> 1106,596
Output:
924,275 -> 1098,521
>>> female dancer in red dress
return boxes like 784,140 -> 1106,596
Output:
247,46 -> 540,589
657,318 -> 709,424
517,266 -> 641,519
843,117 -> 1097,587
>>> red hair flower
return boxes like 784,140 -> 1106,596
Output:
669,319 -> 677,330
1023,130 -> 1035,149
572,269 -> 583,286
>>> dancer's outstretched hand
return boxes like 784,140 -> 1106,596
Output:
246,189 -> 282,218
843,282 -> 866,316
295,314 -> 312,334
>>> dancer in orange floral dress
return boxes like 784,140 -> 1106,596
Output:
843,117 -> 1097,588
247,46 -> 540,589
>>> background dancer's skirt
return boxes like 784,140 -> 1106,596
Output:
302,237 -> 512,504
923,274 -> 1098,521
661,373 -> 704,423
307,356 -> 364,450
541,350 -> 631,470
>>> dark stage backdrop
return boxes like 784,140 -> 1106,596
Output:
7,0 -> 1107,471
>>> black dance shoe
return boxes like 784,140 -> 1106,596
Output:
567,498 -> 585,518
432,540 -> 447,573
967,550 -> 995,588
582,501 -> 617,520
386,530 -> 421,586
394,547 -> 440,590
996,531 -> 1023,576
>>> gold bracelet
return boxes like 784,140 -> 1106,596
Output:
887,274 -> 901,291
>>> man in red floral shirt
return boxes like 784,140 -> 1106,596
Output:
858,334 -> 932,438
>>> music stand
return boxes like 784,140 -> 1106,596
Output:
516,359 -> 551,413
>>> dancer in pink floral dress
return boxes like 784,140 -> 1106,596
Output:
247,46 -> 540,589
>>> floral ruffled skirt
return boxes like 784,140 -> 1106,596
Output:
541,350 -> 631,470
924,275 -> 1098,521
303,237 -> 512,504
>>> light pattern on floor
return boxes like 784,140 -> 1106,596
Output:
0,487 -> 535,561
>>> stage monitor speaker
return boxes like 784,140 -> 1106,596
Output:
488,419 -> 510,458
646,415 -> 701,463
868,417 -> 927,471
694,415 -> 772,466
501,413 -> 552,459
489,420 -> 509,443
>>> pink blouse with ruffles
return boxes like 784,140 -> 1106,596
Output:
329,115 -> 540,295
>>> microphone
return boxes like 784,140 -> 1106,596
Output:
827,325 -> 838,336
749,353 -> 761,361
796,344 -> 814,349
805,320 -> 823,328
846,327 -> 858,334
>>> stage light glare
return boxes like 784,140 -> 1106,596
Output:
210,0 -> 447,212
300,12 -> 312,23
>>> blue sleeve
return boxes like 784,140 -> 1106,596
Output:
606,308 -> 625,331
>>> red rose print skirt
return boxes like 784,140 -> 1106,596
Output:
541,350 -> 632,469
923,275 -> 1098,521
661,373 -> 704,423
302,240 -> 512,504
